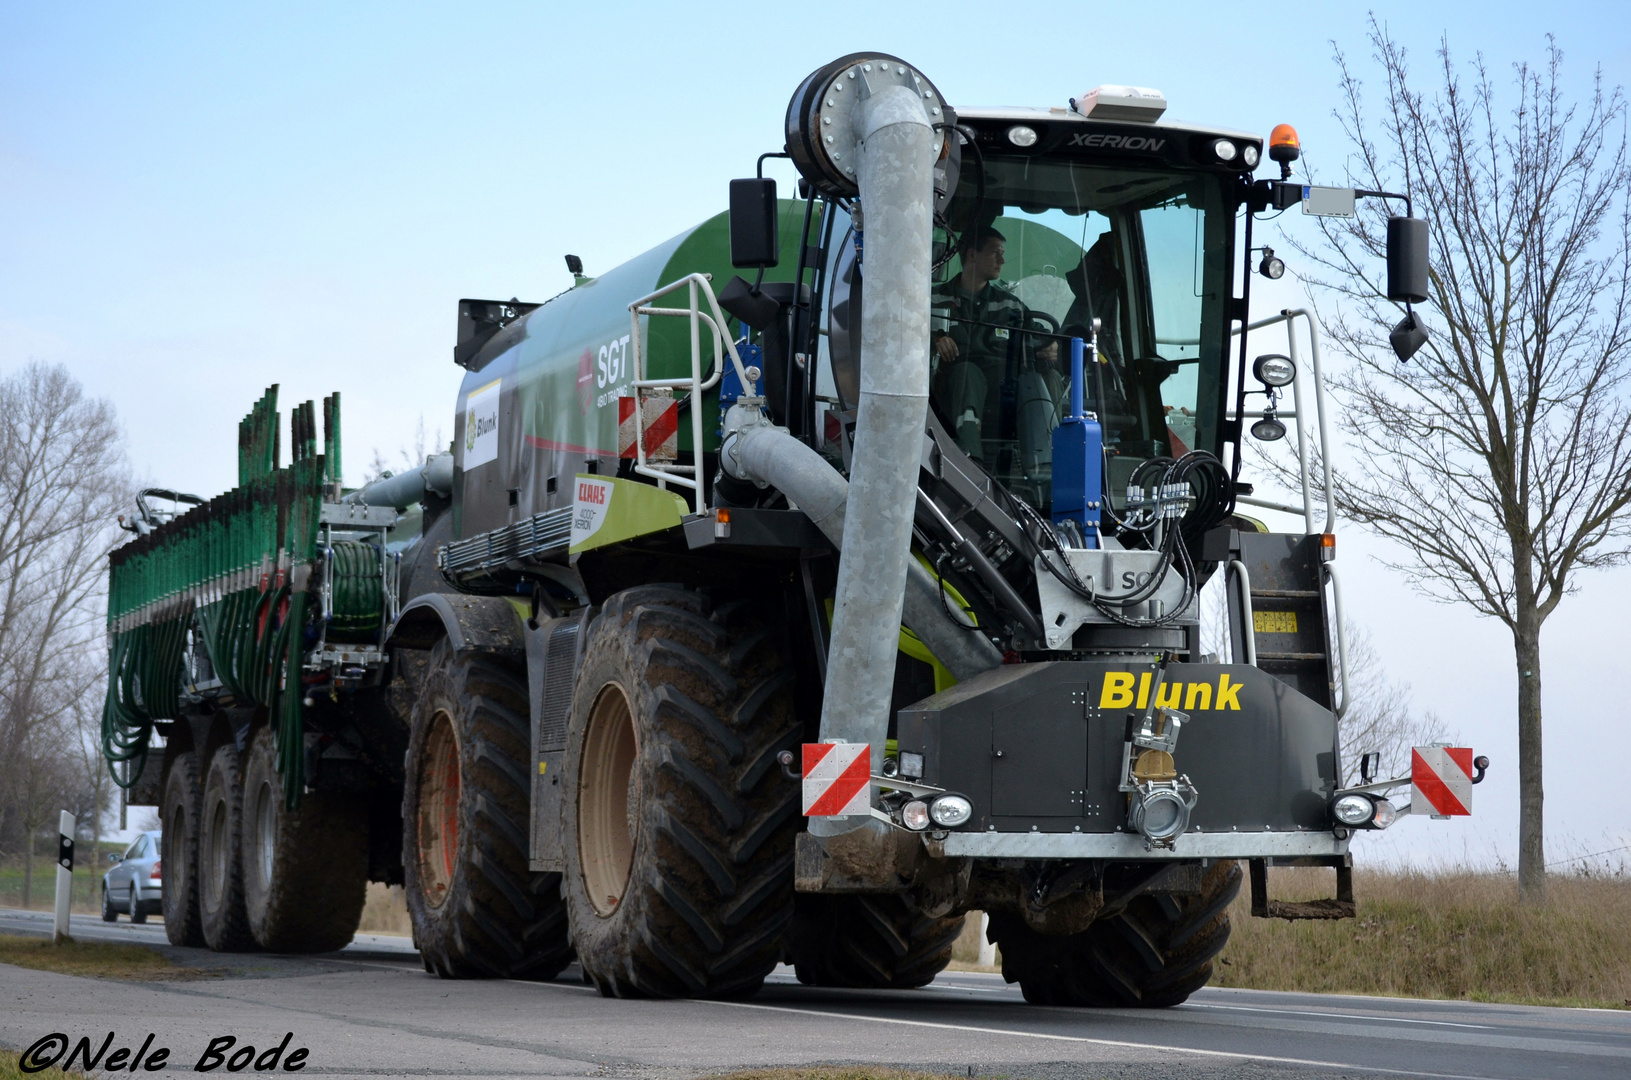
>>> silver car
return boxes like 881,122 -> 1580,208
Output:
102,830 -> 162,923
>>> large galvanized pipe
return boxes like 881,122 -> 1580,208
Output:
814,79 -> 938,831
344,452 -> 453,510
722,420 -> 1002,681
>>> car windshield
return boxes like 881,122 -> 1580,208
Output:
929,154 -> 1231,515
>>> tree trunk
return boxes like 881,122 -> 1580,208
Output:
22,832 -> 34,910
1514,599 -> 1546,902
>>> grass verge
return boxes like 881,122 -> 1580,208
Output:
0,933 -> 212,981
0,1049 -> 85,1080
1212,867 -> 1631,1009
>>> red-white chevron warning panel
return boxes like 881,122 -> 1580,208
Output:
618,395 -> 677,462
801,742 -> 871,817
1412,746 -> 1474,815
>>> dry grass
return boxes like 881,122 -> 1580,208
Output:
0,1048 -> 86,1080
1213,866 -> 1631,1009
357,882 -> 411,936
0,933 -> 211,981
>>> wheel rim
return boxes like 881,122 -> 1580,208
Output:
253,777 -> 276,890
416,710 -> 460,909
206,794 -> 228,908
579,683 -> 638,917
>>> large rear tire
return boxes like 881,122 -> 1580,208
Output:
198,742 -> 257,952
788,894 -> 963,989
562,586 -> 800,999
160,750 -> 205,946
989,860 -> 1242,1007
242,726 -> 370,952
402,640 -> 572,979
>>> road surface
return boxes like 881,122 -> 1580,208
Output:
1,906 -> 1626,1080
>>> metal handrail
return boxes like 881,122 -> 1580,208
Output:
624,274 -> 750,513
1226,559 -> 1257,667
1323,562 -> 1351,718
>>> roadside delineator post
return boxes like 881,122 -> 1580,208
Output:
54,811 -> 74,945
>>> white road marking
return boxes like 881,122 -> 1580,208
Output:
687,996 -> 1513,1080
1184,1001 -> 1501,1030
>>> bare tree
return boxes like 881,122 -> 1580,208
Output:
1294,24 -> 1631,898
362,415 -> 443,486
0,362 -> 127,886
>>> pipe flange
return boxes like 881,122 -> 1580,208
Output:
786,54 -> 949,200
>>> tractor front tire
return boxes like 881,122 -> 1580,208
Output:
788,894 -> 963,989
562,586 -> 800,999
402,640 -> 572,979
198,742 -> 258,952
989,860 -> 1242,1007
242,726 -> 370,952
160,750 -> 205,946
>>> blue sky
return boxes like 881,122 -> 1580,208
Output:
4,1 -> 1629,861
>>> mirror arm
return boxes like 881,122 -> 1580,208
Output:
1354,188 -> 1412,218
757,151 -> 791,180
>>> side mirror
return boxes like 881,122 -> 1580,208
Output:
728,178 -> 779,269
108,853 -> 121,864
1386,216 -> 1429,303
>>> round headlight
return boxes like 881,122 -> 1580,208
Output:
1259,253 -> 1286,280
1333,794 -> 1374,826
1242,144 -> 1260,168
901,800 -> 931,831
1253,353 -> 1297,387
1372,799 -> 1398,829
1250,416 -> 1287,442
1213,138 -> 1238,162
1007,125 -> 1038,148
929,794 -> 973,827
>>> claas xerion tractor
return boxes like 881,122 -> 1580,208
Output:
103,52 -> 1485,1004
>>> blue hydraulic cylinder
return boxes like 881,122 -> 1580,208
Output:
1051,337 -> 1102,547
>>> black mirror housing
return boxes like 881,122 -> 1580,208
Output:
729,178 -> 779,269
1386,216 -> 1429,303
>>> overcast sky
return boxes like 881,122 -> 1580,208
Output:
5,1 -> 1629,864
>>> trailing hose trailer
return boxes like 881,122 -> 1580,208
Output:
105,51 -> 1485,1003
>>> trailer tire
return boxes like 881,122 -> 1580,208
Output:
788,894 -> 963,989
563,586 -> 800,999
198,742 -> 258,952
403,640 -> 572,980
989,860 -> 1242,1007
160,750 -> 206,946
242,726 -> 369,952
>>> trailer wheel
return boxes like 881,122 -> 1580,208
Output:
787,894 -> 963,989
198,742 -> 258,952
160,750 -> 205,946
241,725 -> 369,952
989,860 -> 1242,1007
403,640 -> 572,979
563,586 -> 800,999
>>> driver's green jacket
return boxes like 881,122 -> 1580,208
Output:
930,278 -> 1036,455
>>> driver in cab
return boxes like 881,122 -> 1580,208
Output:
931,227 -> 1058,459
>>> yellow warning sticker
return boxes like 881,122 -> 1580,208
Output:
1253,610 -> 1298,634
538,761 -> 547,775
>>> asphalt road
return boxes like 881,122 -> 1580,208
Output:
2,907 -> 1627,1080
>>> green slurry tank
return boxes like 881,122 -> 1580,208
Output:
106,51 -> 1481,1004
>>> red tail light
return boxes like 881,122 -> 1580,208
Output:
150,861 -> 162,880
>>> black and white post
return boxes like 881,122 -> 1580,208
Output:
54,811 -> 74,945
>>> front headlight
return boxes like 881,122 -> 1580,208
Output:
1213,138 -> 1238,162
1332,794 -> 1375,826
901,800 -> 931,831
929,794 -> 973,827
1371,799 -> 1398,829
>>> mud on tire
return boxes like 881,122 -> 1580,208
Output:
161,749 -> 205,946
563,586 -> 801,999
242,725 -> 369,952
788,894 -> 963,989
989,860 -> 1242,1007
199,742 -> 258,952
403,639 -> 572,979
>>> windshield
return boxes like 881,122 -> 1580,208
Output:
929,155 -> 1231,515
